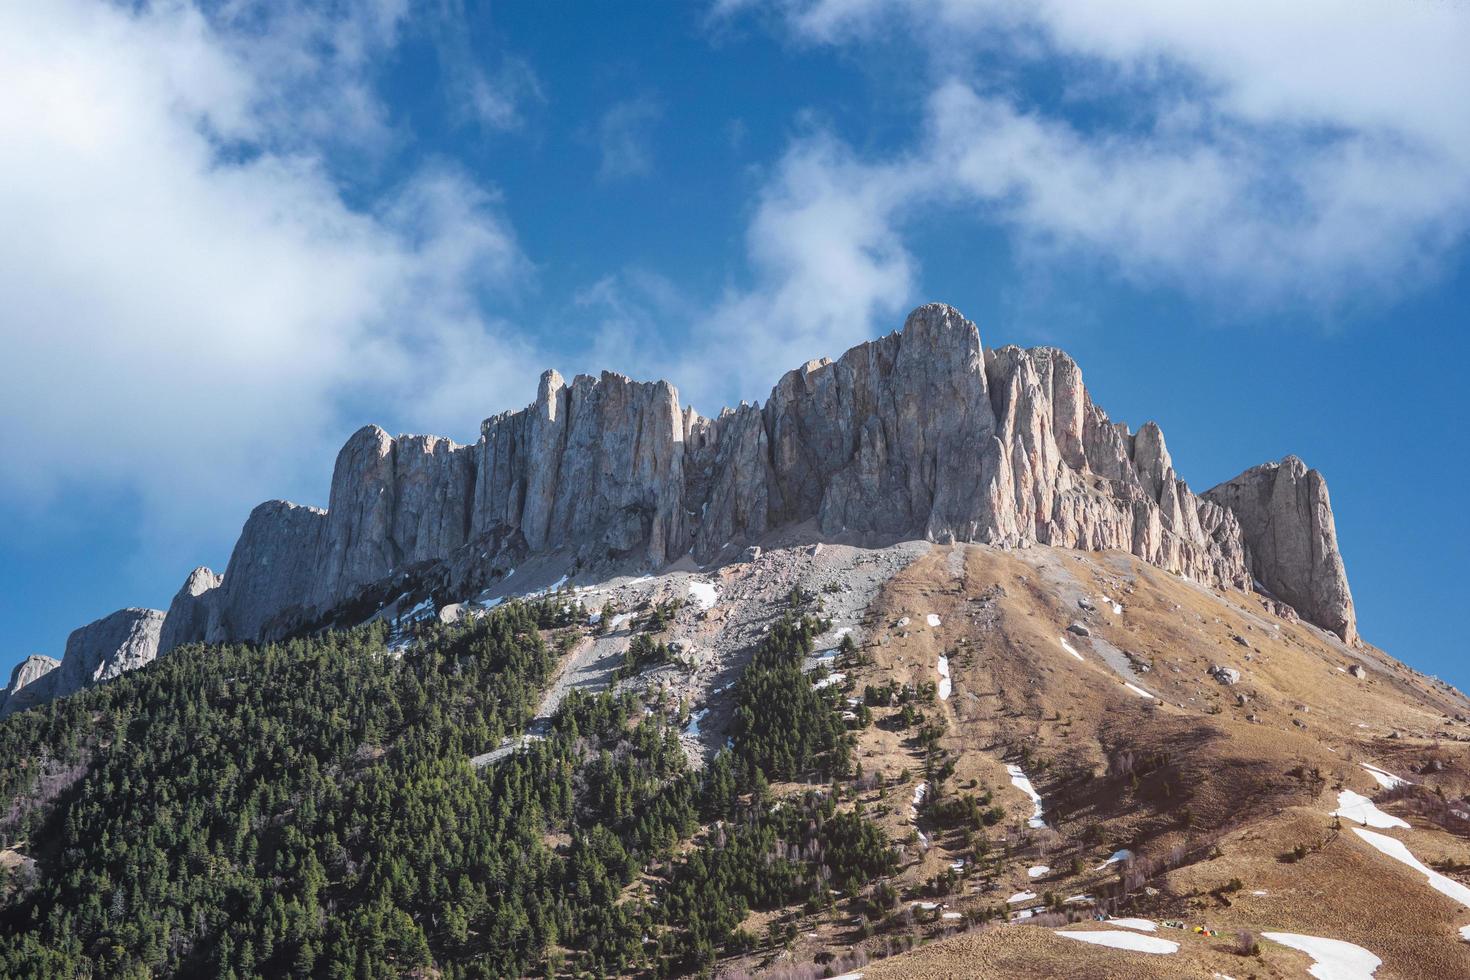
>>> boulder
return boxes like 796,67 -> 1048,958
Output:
1209,665 -> 1241,686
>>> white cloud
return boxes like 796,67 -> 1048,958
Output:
569,133 -> 921,413
680,134 -> 918,402
712,0 -> 1470,311
431,0 -> 543,132
0,0 -> 538,576
597,96 -> 663,181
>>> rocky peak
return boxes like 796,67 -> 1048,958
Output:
1205,456 -> 1358,644
2,609 -> 165,718
56,608 -> 165,692
158,566 -> 222,655
8,302 -> 1363,716
0,654 -> 61,717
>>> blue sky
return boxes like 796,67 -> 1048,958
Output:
1,1 -> 1467,689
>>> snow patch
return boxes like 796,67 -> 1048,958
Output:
1107,918 -> 1157,932
687,580 -> 718,611
812,672 -> 846,690
608,612 -> 633,631
911,782 -> 927,813
1008,890 -> 1038,903
1027,865 -> 1050,878
1352,828 -> 1470,906
1360,763 -> 1407,790
1096,849 -> 1133,870
926,613 -> 942,627
685,708 -> 709,738
1332,791 -> 1409,829
1006,764 -> 1046,828
1261,932 -> 1380,980
1123,681 -> 1156,700
936,655 -> 951,701
1058,636 -> 1085,662
1055,930 -> 1178,954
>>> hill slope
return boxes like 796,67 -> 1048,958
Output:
3,538 -> 1467,978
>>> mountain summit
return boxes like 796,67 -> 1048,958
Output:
1,303 -> 1356,715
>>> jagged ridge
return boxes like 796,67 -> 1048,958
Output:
2,304 -> 1358,715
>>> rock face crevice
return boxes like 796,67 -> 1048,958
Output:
8,302 -> 1357,716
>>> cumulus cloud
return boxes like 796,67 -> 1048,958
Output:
675,134 -> 920,404
569,133 -> 921,413
0,0 -> 539,573
708,0 -> 1470,324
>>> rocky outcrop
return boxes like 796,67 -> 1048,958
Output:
762,304 -> 998,544
70,302 -> 1345,667
474,370 -> 688,563
157,566 -> 222,655
55,608 -> 165,694
2,610 -> 164,717
983,346 -> 1250,588
0,654 -> 60,716
1205,456 -> 1358,644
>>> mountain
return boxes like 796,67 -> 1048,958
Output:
3,304 -> 1355,715
4,304 -> 1466,980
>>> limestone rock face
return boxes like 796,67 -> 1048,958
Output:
685,403 -> 772,562
982,347 -> 1250,588
764,303 -> 998,543
51,609 -> 165,699
130,301 -> 1356,655
2,610 -> 164,716
60,609 -> 165,690
157,566 -> 222,655
0,654 -> 61,717
1205,457 -> 1358,644
538,372 -> 687,562
206,501 -> 328,643
316,426 -> 476,612
470,369 -> 689,563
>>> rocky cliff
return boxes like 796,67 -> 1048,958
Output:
1205,456 -> 1358,644
1,609 -> 164,717
0,654 -> 60,716
7,302 -> 1360,715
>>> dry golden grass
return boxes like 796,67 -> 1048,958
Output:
797,542 -> 1470,980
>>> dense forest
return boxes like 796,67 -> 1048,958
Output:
0,597 -> 894,978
